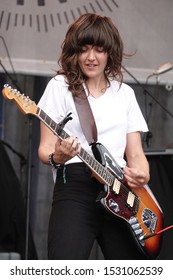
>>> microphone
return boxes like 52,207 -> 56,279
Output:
152,62 -> 173,76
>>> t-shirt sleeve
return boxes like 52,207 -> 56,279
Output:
126,86 -> 148,133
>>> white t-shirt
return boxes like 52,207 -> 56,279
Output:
38,75 -> 148,172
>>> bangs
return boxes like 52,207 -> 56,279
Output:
76,19 -> 113,52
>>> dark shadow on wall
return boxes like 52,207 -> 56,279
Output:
146,154 -> 173,260
0,140 -> 37,259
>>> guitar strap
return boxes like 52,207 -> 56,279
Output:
73,89 -> 98,145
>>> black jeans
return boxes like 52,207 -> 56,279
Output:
48,163 -> 147,260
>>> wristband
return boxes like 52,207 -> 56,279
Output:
48,153 -> 63,169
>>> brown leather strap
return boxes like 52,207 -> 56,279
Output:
73,89 -> 97,145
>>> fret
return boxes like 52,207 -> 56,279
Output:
79,147 -> 85,159
100,166 -> 106,180
38,108 -> 46,122
99,165 -> 106,180
94,160 -> 106,180
90,156 -> 98,172
103,169 -> 114,186
105,171 -> 113,185
94,166 -> 108,184
89,156 -> 94,169
50,120 -> 56,130
58,129 -> 69,140
37,108 -> 53,129
97,164 -> 105,180
93,161 -> 99,173
79,148 -> 107,184
45,115 -> 51,126
82,150 -> 88,161
85,152 -> 91,164
95,162 -> 103,178
80,149 -> 92,166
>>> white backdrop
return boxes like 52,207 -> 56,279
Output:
0,0 -> 173,83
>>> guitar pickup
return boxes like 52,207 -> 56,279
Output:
127,191 -> 135,208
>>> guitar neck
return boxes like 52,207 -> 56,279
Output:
37,107 -> 114,186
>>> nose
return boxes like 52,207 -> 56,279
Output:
87,49 -> 96,60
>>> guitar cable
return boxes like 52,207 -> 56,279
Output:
142,225 -> 173,240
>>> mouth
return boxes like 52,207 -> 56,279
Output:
85,64 -> 97,68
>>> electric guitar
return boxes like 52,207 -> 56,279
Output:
2,84 -> 163,258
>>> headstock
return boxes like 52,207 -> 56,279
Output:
2,84 -> 38,116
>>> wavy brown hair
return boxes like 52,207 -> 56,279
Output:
57,13 -> 124,96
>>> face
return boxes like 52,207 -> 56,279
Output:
78,45 -> 108,79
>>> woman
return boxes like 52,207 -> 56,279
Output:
38,13 -> 150,260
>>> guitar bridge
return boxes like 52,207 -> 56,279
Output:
142,208 -> 157,232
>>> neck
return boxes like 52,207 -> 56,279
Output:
85,78 -> 107,98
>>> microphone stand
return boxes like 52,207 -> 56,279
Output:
122,65 -> 173,119
25,115 -> 33,260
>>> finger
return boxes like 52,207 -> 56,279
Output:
61,137 -> 74,149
